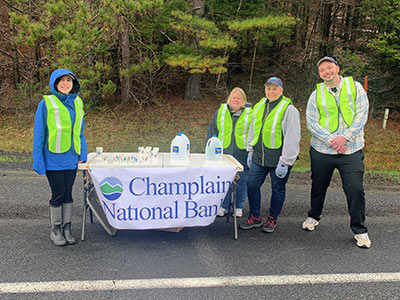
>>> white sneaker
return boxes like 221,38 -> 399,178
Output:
354,233 -> 371,249
235,208 -> 243,217
217,207 -> 228,217
302,217 -> 319,231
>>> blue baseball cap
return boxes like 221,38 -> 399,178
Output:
317,56 -> 338,67
265,77 -> 283,88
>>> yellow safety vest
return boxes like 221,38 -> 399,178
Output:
316,76 -> 356,133
250,97 -> 292,149
44,95 -> 84,154
216,104 -> 252,149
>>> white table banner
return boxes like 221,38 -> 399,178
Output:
89,166 -> 237,229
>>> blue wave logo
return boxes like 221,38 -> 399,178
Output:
99,177 -> 123,201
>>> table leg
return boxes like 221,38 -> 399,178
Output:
82,205 -> 87,241
232,182 -> 238,240
90,205 -> 94,223
81,170 -> 88,241
228,173 -> 239,240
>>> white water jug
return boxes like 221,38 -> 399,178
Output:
179,131 -> 190,155
205,135 -> 223,161
170,133 -> 188,160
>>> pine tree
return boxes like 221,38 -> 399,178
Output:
163,1 -> 236,100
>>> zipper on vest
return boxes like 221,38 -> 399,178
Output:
261,102 -> 270,166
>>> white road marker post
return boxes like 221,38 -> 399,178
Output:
382,108 -> 389,130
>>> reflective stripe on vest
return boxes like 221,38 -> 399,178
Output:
73,97 -> 84,154
316,76 -> 356,133
44,95 -> 84,154
250,97 -> 292,149
216,104 -> 252,149
249,98 -> 268,146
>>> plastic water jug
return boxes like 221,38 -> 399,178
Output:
179,132 -> 190,155
205,135 -> 223,161
170,133 -> 188,160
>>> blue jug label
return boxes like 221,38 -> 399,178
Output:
172,146 -> 179,153
215,147 -> 222,155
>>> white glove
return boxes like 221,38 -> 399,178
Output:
247,152 -> 253,168
275,163 -> 288,178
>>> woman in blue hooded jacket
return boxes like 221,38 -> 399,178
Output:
33,68 -> 87,246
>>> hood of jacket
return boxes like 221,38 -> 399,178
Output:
49,68 -> 81,102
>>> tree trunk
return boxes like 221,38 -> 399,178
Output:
291,2 -> 298,44
34,41 -> 42,86
248,28 -> 259,93
2,0 -> 20,88
184,73 -> 202,101
119,16 -> 131,104
319,2 -> 334,56
192,0 -> 205,15
12,26 -> 20,88
342,3 -> 352,49
301,2 -> 310,49
350,0 -> 362,45
184,0 -> 205,100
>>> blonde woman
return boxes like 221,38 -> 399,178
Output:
206,87 -> 252,217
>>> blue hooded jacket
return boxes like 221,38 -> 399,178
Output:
33,69 -> 87,175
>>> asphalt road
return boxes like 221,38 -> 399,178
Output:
0,166 -> 399,300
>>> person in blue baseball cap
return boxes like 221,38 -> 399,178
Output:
265,76 -> 284,88
240,76 -> 300,233
303,56 -> 371,248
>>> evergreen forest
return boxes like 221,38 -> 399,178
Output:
0,0 -> 399,115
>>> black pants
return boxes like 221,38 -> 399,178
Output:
46,169 -> 77,207
308,147 -> 367,234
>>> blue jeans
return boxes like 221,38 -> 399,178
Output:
221,168 -> 249,210
247,162 -> 291,219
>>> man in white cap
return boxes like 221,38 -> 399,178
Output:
240,77 -> 300,233
303,56 -> 371,248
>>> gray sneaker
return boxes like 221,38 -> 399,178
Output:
262,216 -> 277,233
239,214 -> 263,230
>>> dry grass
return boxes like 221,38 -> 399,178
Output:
82,96 -> 221,154
363,117 -> 400,172
1,96 -> 399,175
